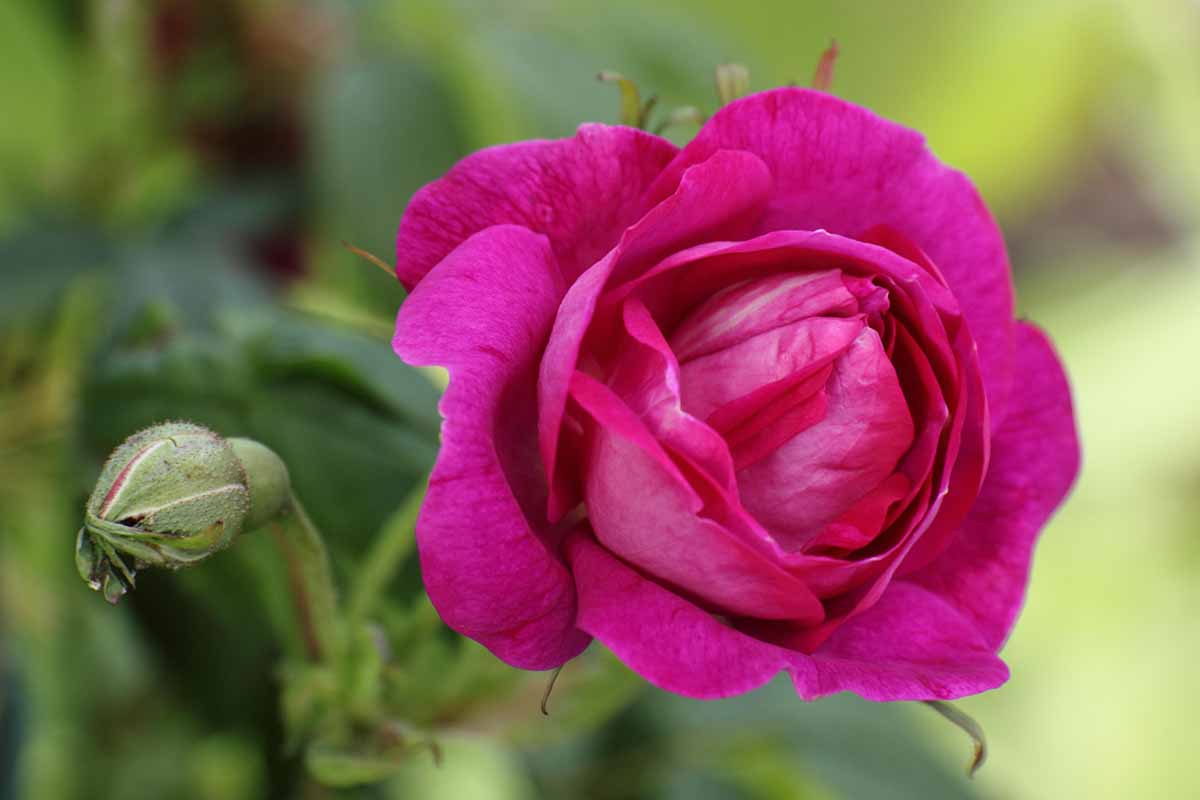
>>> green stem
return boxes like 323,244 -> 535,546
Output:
346,480 -> 427,626
273,491 -> 341,663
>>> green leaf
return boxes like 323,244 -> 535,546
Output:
226,309 -> 442,438
0,222 -> 112,325
103,240 -> 271,337
308,51 -> 467,316
0,2 -> 73,222
306,732 -> 439,788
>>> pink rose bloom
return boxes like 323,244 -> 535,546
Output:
392,88 -> 1079,701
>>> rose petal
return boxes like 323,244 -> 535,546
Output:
715,362 -> 834,471
669,270 -> 863,362
913,322 -> 1080,649
611,298 -> 742,495
648,88 -> 1016,421
788,581 -> 1010,701
737,327 -> 915,549
568,530 -> 801,698
677,314 -> 862,422
806,473 -> 912,554
396,124 -> 677,290
538,150 -> 773,519
598,228 -> 988,606
570,371 -> 824,623
392,225 -> 588,669
569,530 -> 1007,701
896,312 -> 991,574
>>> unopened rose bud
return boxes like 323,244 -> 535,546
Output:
77,422 -> 289,603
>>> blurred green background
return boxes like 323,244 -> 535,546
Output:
2,0 -> 1198,798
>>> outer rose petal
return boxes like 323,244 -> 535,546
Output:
792,581 -> 1010,701
913,322 -> 1080,649
649,88 -> 1016,421
395,125 -> 678,290
568,531 -> 1007,701
568,530 -> 797,698
393,225 -> 589,669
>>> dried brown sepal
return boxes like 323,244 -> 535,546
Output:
812,39 -> 839,92
923,700 -> 987,777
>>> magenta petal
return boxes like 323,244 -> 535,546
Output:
568,531 -> 800,698
611,298 -> 743,495
538,150 -> 774,518
650,88 -> 1016,420
791,581 -> 1010,701
396,124 -> 678,290
392,225 -> 588,669
570,530 -> 1006,702
913,322 -> 1080,649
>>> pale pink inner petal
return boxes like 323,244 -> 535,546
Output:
805,473 -> 912,554
670,270 -> 861,361
609,299 -> 742,495
716,362 -> 833,471
676,316 -> 863,421
735,327 -> 914,549
570,370 -> 825,623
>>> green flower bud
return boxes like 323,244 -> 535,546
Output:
77,422 -> 290,603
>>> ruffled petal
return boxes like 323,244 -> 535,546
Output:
789,581 -> 1010,701
393,225 -> 588,669
649,88 -> 1016,421
396,124 -> 677,290
913,322 -> 1080,649
538,150 -> 773,518
568,530 -> 802,698
569,531 -> 1007,702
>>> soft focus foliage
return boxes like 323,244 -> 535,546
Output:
1,1 -> 1197,798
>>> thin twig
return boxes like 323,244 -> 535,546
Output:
923,700 -> 987,777
341,240 -> 394,277
541,665 -> 564,716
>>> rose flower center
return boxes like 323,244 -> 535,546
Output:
669,270 -> 915,553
